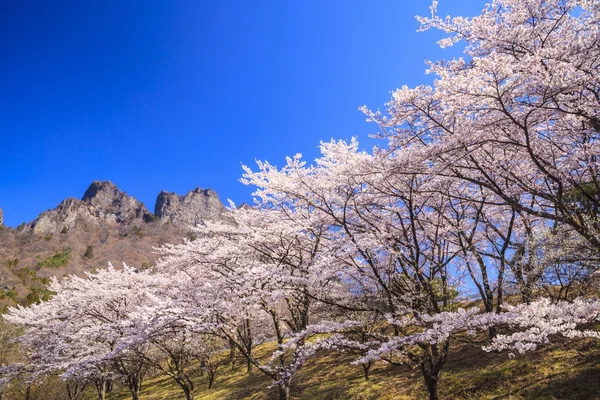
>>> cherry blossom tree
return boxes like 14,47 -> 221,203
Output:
241,139 -> 478,400
363,0 -> 600,252
156,204 -> 344,400
4,264 -> 171,400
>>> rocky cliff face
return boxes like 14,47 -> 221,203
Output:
28,181 -> 154,234
0,181 -> 228,305
155,188 -> 226,228
24,181 -> 226,234
82,180 -> 154,224
0,207 -> 3,227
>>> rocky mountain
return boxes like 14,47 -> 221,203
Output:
155,188 -> 226,227
27,181 -> 225,234
0,181 -> 228,307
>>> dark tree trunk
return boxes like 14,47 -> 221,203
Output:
421,365 -> 440,400
94,379 -> 106,400
182,386 -> 194,400
488,325 -> 497,339
66,382 -> 87,400
362,362 -> 372,381
208,371 -> 216,389
127,374 -> 142,400
128,382 -> 140,400
277,382 -> 290,400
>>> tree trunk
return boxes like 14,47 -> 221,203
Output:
128,375 -> 141,400
208,371 -> 216,389
421,367 -> 439,400
362,362 -> 371,381
182,386 -> 194,400
129,386 -> 139,400
25,384 -> 31,400
66,382 -> 87,400
95,382 -> 106,400
277,382 -> 290,400
488,325 -> 497,339
199,359 -> 206,376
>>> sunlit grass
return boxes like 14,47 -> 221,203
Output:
108,335 -> 600,400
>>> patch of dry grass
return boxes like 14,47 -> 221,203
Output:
107,335 -> 600,400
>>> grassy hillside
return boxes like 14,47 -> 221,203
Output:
0,223 -> 186,308
108,336 -> 600,400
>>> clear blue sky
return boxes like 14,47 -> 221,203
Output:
0,0 -> 484,227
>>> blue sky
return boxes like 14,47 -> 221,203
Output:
0,0 -> 484,227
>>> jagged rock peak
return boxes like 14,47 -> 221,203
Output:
0,207 -> 3,226
83,180 -> 123,204
155,187 -> 225,228
29,181 -> 154,234
82,180 -> 153,223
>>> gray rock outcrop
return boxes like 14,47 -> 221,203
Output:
82,180 -> 154,224
155,188 -> 226,228
22,181 -> 227,234
0,207 -> 3,226
29,181 -> 153,234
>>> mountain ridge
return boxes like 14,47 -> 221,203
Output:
0,180 -> 227,306
17,180 -> 227,234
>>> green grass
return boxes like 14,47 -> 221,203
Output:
107,335 -> 600,400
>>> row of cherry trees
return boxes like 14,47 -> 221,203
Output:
2,1 -> 600,399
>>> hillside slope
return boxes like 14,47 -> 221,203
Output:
106,336 -> 600,400
0,181 -> 226,306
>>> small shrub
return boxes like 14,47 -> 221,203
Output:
131,226 -> 144,238
144,213 -> 159,223
1,288 -> 17,301
141,262 -> 153,270
15,267 -> 37,285
5,258 -> 19,269
37,248 -> 71,269
60,225 -> 69,234
187,231 -> 197,241
25,286 -> 54,305
44,234 -> 53,241
83,245 -> 95,259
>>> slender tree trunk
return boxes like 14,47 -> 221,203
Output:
129,384 -> 140,400
244,319 -> 253,373
66,382 -> 87,400
484,300 -> 497,339
95,380 -> 106,400
127,374 -> 142,400
208,371 -> 216,389
182,386 -> 194,400
421,365 -> 440,400
362,362 -> 372,381
277,382 -> 290,400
